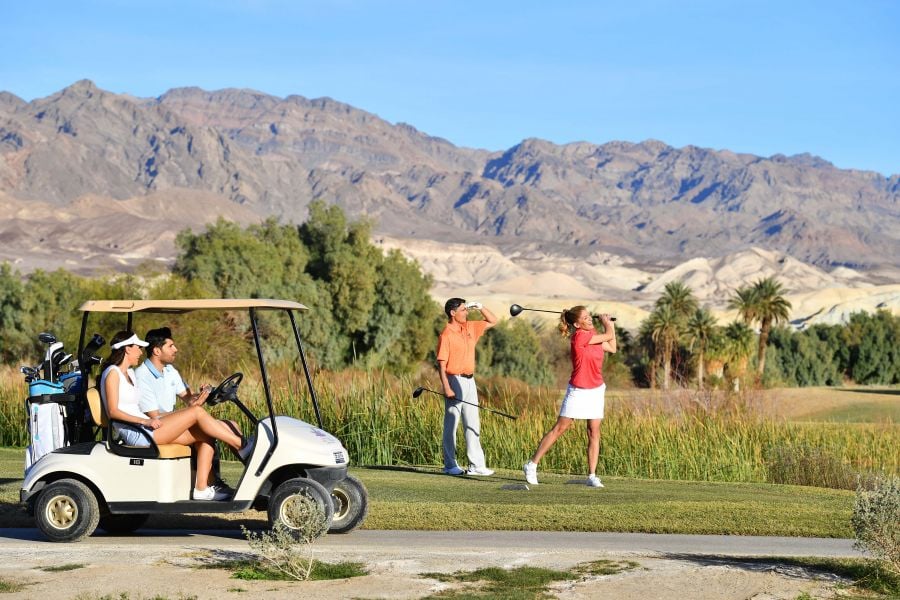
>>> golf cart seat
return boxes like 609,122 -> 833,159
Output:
86,387 -> 191,459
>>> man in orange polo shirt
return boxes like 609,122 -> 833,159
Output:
436,297 -> 498,476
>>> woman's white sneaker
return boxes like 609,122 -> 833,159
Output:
193,486 -> 229,500
523,461 -> 539,485
587,474 -> 604,488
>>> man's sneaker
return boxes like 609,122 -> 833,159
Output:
443,466 -> 465,475
523,461 -> 539,485
210,481 -> 235,498
237,437 -> 255,463
587,474 -> 604,488
466,466 -> 495,476
193,486 -> 230,501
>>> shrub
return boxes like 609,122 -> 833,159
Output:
852,475 -> 900,576
241,493 -> 328,581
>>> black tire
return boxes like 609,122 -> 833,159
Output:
98,513 -> 149,535
34,479 -> 100,543
268,477 -> 334,540
329,475 -> 369,534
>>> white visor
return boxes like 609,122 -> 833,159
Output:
111,334 -> 149,349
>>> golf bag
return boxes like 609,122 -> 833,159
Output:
24,380 -> 77,474
21,331 -> 92,475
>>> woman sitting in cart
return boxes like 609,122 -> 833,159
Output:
99,331 -> 253,500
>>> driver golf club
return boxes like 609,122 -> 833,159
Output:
412,386 -> 518,420
509,303 -> 616,321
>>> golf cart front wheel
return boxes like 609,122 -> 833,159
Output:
329,475 -> 369,534
268,477 -> 334,540
35,479 -> 100,542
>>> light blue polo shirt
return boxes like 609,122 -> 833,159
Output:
134,360 -> 187,414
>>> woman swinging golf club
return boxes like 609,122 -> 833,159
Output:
523,306 -> 616,488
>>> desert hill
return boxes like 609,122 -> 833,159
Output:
1,81 -> 898,327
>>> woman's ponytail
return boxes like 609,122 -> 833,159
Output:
558,305 -> 587,338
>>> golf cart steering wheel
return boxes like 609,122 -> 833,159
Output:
205,372 -> 243,407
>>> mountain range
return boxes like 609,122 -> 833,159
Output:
1,80 -> 898,326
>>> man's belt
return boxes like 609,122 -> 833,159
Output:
450,373 -> 474,379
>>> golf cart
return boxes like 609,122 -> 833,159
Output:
20,299 -> 368,542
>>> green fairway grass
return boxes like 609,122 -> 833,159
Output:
1,448 -> 854,538
801,400 -> 900,424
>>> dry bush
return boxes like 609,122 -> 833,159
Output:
852,475 -> 900,576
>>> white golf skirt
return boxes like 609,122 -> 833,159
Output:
558,383 -> 606,419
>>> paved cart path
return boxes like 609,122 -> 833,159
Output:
0,529 -> 864,599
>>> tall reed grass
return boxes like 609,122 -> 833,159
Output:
2,366 -> 896,489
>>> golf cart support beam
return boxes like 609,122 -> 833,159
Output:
250,307 -> 278,477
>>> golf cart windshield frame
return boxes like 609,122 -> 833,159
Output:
76,299 -> 322,474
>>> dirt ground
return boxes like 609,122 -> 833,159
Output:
0,533 -> 853,600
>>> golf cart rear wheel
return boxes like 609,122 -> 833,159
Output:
268,477 -> 334,540
329,475 -> 369,534
35,479 -> 100,543
98,513 -> 149,535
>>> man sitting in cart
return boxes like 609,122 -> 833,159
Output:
135,326 -> 241,496
100,330 -> 253,500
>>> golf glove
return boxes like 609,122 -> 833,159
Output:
466,302 -> 483,310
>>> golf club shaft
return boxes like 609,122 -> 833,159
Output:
420,387 -> 517,420
517,306 -> 617,321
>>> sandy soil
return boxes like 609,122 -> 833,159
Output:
0,535 -> 852,600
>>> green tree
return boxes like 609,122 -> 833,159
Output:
638,282 -> 699,389
173,203 -> 437,372
642,305 -> 681,390
729,277 -> 792,378
300,201 -> 379,343
722,321 -> 755,382
656,281 -> 699,320
685,307 -> 718,389
0,262 -> 29,363
360,249 -> 438,372
478,319 -> 553,386
849,310 -> 900,384
765,326 -> 841,387
806,323 -> 851,380
21,269 -> 89,356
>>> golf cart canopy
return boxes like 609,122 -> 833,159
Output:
79,299 -> 308,314
76,296 -> 324,466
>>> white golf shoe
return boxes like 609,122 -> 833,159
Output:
466,466 -> 494,476
523,461 -> 539,485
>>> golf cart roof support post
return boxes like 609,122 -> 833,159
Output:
250,307 -> 278,476
77,312 -> 88,373
126,313 -> 133,333
289,310 -> 322,429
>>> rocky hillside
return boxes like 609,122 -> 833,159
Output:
2,80 -> 898,276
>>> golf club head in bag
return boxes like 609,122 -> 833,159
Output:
80,333 -> 106,370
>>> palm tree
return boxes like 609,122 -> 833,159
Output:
685,307 -> 718,389
722,321 -> 755,383
749,277 -> 792,376
645,305 -> 681,390
728,277 -> 792,377
656,281 -> 699,320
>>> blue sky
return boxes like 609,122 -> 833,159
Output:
3,1 -> 898,175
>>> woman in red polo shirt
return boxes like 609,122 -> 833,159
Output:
523,306 -> 616,488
